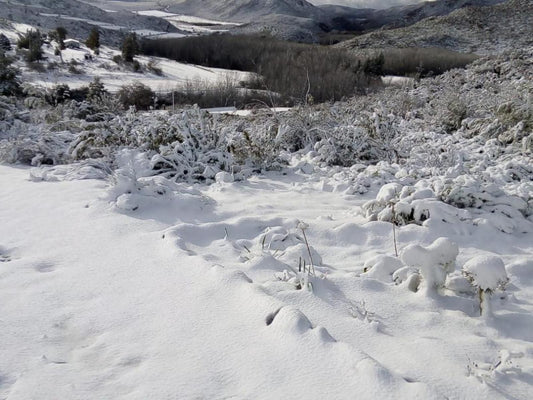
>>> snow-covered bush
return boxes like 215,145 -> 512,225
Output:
400,237 -> 459,293
462,255 -> 509,316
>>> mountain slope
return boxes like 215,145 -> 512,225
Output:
0,0 -> 178,45
337,0 -> 533,54
321,0 -> 506,31
165,0 -> 325,22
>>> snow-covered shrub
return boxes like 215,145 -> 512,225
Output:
400,237 -> 459,293
151,117 -> 234,182
462,255 -> 508,316
224,117 -> 287,170
1,131 -> 75,166
393,266 -> 421,293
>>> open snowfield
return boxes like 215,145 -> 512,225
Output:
1,161 -> 532,399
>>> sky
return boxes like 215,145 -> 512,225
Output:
308,0 -> 430,9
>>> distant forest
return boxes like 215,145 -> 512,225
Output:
141,34 -> 477,105
141,34 -> 381,104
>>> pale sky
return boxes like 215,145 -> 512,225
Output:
308,0 -> 431,9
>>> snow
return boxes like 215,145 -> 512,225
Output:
1,160 -> 533,399
1,23 -> 532,400
401,237 -> 459,290
381,75 -> 415,88
20,43 -> 249,93
463,255 -> 508,291
136,10 -> 241,34
136,10 -> 179,18
205,106 -> 292,116
0,22 -> 36,41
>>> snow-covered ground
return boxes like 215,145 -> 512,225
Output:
18,44 -> 249,94
1,19 -> 532,399
205,106 -> 292,116
1,159 -> 532,399
0,19 -> 248,93
136,10 -> 241,34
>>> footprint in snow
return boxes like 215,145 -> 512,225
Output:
0,246 -> 11,262
35,262 -> 56,273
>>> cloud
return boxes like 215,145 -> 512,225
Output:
307,0 -> 432,10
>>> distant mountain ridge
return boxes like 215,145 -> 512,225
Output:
337,0 -> 532,54
321,0 -> 506,31
0,0 -> 517,46
164,0 -> 325,22
161,0 -> 509,41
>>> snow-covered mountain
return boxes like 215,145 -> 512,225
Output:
0,0 -> 179,45
164,0 -> 325,21
338,0 -> 532,54
91,0 -> 507,36
321,0 -> 506,31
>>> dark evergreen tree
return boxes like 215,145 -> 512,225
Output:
18,30 -> 43,62
0,34 -> 11,52
0,51 -> 20,95
121,33 -> 138,63
55,27 -> 67,50
86,28 -> 100,51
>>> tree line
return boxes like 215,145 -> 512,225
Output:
141,34 -> 382,104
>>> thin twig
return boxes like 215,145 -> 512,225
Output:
392,203 -> 398,257
301,227 -> 315,275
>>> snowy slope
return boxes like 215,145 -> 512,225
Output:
338,0 -> 532,54
22,45 -> 250,93
0,0 -> 179,46
0,23 -> 250,93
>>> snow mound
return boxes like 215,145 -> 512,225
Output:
362,255 -> 403,282
401,237 -> 458,289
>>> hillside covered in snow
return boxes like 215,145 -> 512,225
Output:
338,0 -> 533,54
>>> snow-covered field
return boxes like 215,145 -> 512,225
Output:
136,10 -> 241,34
0,19 -> 248,93
1,153 -> 532,399
19,44 -> 249,94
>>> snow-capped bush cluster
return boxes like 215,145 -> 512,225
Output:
361,237 -> 509,313
361,177 -> 533,234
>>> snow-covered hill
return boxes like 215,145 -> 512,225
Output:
89,0 -> 507,42
338,0 -> 532,54
320,0 -> 506,32
0,21 -> 249,94
164,0 -> 324,22
0,0 -> 180,46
